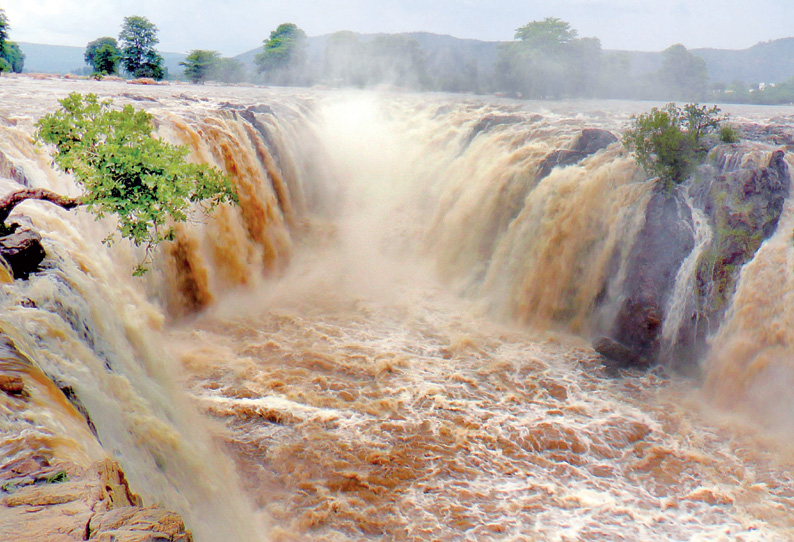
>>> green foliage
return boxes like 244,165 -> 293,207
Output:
0,42 -> 23,73
44,471 -> 68,484
255,23 -> 307,84
119,16 -> 164,80
719,124 -> 740,143
85,37 -> 119,75
180,50 -> 220,84
0,10 -> 23,74
623,103 -> 729,189
36,93 -> 237,275
514,17 -> 577,50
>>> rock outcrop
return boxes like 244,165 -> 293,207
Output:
0,459 -> 193,542
0,334 -> 194,541
594,144 -> 790,372
536,128 -> 618,180
594,189 -> 695,368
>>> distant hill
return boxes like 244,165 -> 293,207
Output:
693,38 -> 794,84
18,42 -> 85,74
18,42 -> 187,77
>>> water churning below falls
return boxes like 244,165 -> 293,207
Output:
0,77 -> 793,541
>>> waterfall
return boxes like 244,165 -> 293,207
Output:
1,78 -> 794,541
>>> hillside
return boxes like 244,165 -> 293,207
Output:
694,38 -> 794,84
17,35 -> 794,87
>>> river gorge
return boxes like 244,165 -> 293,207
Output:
0,76 -> 793,541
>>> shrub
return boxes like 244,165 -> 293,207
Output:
623,103 -> 731,190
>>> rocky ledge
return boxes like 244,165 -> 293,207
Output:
594,144 -> 790,373
0,336 -> 193,541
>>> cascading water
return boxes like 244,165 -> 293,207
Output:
1,77 -> 793,541
660,194 -> 713,362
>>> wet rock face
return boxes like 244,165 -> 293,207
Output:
594,146 -> 791,372
595,190 -> 695,368
0,459 -> 193,542
674,148 -> 791,369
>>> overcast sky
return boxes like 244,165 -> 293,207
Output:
4,0 -> 793,56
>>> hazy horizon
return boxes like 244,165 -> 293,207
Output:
5,0 -> 794,57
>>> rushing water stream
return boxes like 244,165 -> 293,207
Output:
0,76 -> 793,541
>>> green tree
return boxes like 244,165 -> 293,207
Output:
0,10 -> 23,74
496,17 -> 601,99
119,16 -> 165,80
0,42 -> 24,73
180,50 -> 220,84
0,9 -> 8,49
623,103 -> 728,189
255,23 -> 307,85
34,93 -> 236,274
514,17 -> 577,51
85,37 -> 119,75
657,44 -> 708,101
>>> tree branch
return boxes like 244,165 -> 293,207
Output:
0,188 -> 82,225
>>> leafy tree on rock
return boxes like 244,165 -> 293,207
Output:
119,16 -> 165,80
180,50 -> 220,84
255,23 -> 307,85
514,17 -> 577,51
29,93 -> 236,275
85,37 -> 120,75
622,103 -> 731,190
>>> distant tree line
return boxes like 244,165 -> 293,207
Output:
249,19 -> 714,102
73,16 -> 794,104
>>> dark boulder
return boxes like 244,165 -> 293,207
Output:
572,128 -> 619,155
0,227 -> 46,280
464,114 -> 525,146
593,337 -> 644,368
536,128 -> 617,180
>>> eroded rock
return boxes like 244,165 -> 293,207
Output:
0,374 -> 24,395
0,460 -> 192,542
594,145 -> 790,372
